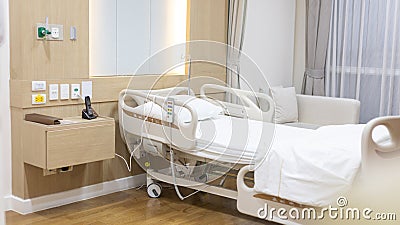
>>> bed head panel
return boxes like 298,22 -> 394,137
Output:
200,84 -> 274,122
118,88 -> 197,150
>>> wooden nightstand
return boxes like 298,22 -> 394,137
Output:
22,116 -> 115,171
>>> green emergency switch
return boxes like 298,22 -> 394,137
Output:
38,27 -> 51,38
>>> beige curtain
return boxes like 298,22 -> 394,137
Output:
302,0 -> 333,95
226,0 -> 247,91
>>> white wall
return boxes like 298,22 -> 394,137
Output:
292,0 -> 306,93
90,0 -> 187,76
89,0 -> 117,76
148,0 -> 187,75
0,0 -> 12,223
116,0 -> 150,75
240,0 -> 296,91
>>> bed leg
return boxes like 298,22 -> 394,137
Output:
146,171 -> 154,187
146,170 -> 162,198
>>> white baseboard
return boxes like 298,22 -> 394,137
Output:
4,196 -> 10,213
5,174 -> 146,215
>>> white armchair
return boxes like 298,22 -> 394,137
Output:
296,95 -> 360,126
199,84 -> 361,126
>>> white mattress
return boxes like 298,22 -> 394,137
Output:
192,115 -> 314,165
193,115 -> 276,164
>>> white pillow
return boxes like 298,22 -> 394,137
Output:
171,95 -> 224,123
270,87 -> 298,123
132,96 -> 223,123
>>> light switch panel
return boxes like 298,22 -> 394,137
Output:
49,84 -> 59,100
32,81 -> 46,91
60,84 -> 70,100
71,84 -> 80,99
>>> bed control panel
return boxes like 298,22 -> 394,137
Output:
166,98 -> 174,123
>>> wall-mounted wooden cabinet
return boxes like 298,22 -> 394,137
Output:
22,117 -> 115,170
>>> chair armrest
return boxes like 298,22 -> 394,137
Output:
297,95 -> 360,125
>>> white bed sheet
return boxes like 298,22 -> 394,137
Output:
192,115 -> 389,207
255,124 -> 389,207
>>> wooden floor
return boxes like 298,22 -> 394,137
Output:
6,186 -> 276,225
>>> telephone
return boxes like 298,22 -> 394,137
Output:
82,96 -> 98,120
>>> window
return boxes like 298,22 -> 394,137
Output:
327,0 -> 400,122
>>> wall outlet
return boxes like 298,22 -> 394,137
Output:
71,84 -> 81,99
60,84 -> 70,100
51,27 -> 60,39
36,23 -> 64,41
49,84 -> 59,101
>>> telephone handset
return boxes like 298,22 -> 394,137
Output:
82,96 -> 98,120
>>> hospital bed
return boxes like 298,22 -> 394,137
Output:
118,85 -> 274,198
118,85 -> 398,224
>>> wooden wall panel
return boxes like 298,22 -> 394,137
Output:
10,75 -> 228,109
188,0 -> 228,43
188,0 -> 228,80
97,102 -> 144,182
9,0 -> 89,80
11,108 -> 25,198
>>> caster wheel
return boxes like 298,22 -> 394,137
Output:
194,173 -> 208,183
147,183 -> 162,198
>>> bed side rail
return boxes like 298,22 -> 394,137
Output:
200,84 -> 274,122
146,87 -> 195,97
123,87 -> 194,105
361,116 -> 400,178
